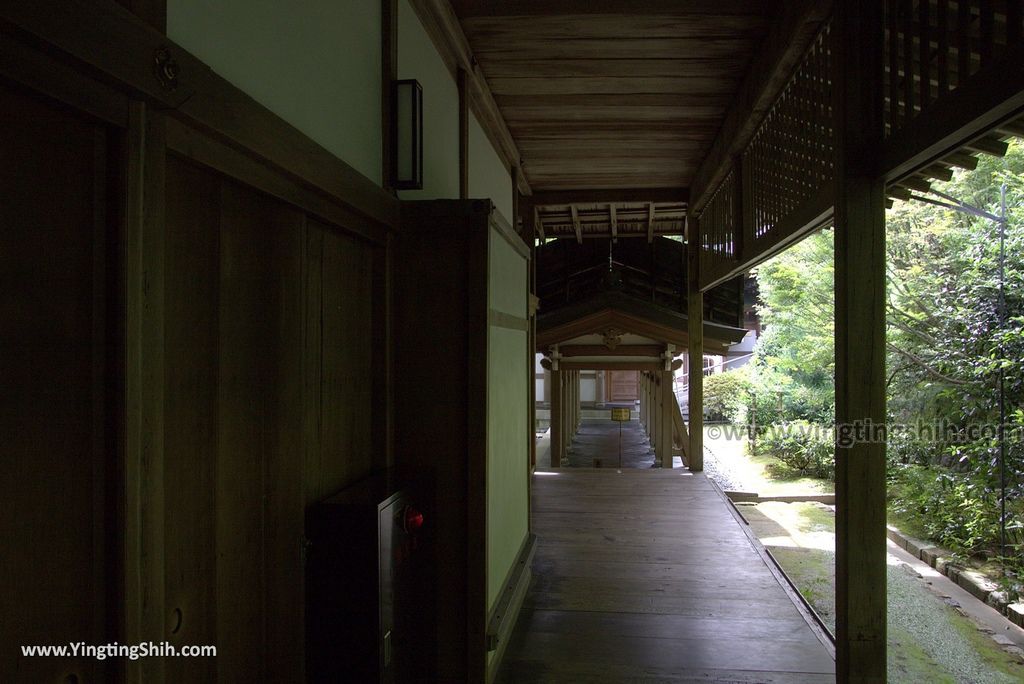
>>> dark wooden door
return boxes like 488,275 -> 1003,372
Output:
607,371 -> 639,402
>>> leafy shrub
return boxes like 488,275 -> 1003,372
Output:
885,429 -> 945,471
703,370 -> 751,422
758,421 -> 835,481
888,465 -> 1005,555
747,370 -> 835,428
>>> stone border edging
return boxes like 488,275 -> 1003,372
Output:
886,524 -> 1024,628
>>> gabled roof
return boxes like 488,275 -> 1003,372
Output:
536,290 -> 747,355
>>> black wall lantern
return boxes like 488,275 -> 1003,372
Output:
392,79 -> 423,190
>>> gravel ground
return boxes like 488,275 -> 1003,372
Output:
887,560 -> 1022,683
701,438 -> 750,491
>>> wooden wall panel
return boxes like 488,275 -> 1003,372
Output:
317,223 -> 376,499
163,155 -> 220,683
261,197 -> 305,683
214,180 -> 270,681
0,81 -> 115,682
161,154 -> 378,681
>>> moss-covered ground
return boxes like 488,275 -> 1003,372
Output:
712,430 -> 1024,683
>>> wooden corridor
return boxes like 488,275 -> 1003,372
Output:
496,469 -> 835,683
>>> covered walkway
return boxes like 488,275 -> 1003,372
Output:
539,417 -> 688,470
497,469 -> 835,683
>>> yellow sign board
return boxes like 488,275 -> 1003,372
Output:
610,408 -> 631,422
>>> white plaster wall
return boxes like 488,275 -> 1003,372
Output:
168,0 -> 382,185
397,0 -> 460,201
469,112 -> 513,223
580,377 -> 597,403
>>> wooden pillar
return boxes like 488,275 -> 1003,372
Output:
644,373 -> 651,440
563,371 -> 571,458
686,216 -> 704,472
639,373 -> 647,428
651,373 -> 660,453
575,371 -> 580,430
566,370 -> 572,450
660,369 -> 674,468
550,368 -> 562,468
834,2 -> 887,681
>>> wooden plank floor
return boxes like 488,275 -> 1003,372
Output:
496,468 -> 835,683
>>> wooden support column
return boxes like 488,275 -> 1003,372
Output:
834,2 -> 887,681
660,370 -> 674,469
572,370 -> 579,438
550,368 -> 562,468
565,370 -> 573,456
650,373 -> 659,454
645,373 -> 653,442
575,371 -> 581,430
125,99 -> 167,684
687,216 -> 704,472
639,373 -> 647,428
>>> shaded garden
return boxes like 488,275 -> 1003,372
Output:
705,138 -> 1024,587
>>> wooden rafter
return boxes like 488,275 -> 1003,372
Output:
452,0 -> 772,17
530,188 -> 688,207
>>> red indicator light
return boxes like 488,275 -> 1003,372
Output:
403,506 -> 424,533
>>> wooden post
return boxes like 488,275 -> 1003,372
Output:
686,215 -> 704,472
834,3 -> 887,681
125,99 -> 167,684
639,373 -> 647,428
660,369 -> 674,468
651,373 -> 660,454
572,370 -> 579,438
563,371 -> 571,458
550,368 -> 562,468
575,371 -> 580,431
644,373 -> 652,443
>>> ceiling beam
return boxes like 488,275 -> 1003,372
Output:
553,360 -> 683,372
408,0 -> 531,195
570,205 -> 582,244
689,0 -> 833,213
561,344 -> 665,357
530,188 -> 688,206
452,1 -> 772,17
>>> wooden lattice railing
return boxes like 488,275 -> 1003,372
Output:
698,167 -> 735,275
697,1 -> 1024,290
747,24 -> 835,246
699,22 -> 835,288
885,0 -> 1023,138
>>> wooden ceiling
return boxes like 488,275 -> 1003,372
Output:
450,0 -> 777,191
